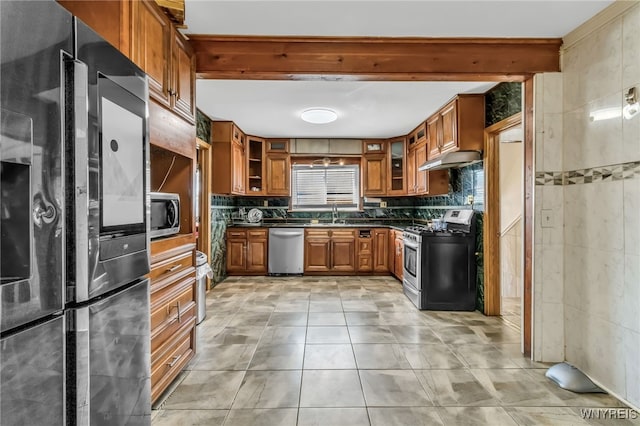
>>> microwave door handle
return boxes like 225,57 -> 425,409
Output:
68,58 -> 90,302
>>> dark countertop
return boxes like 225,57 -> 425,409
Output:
230,222 -> 411,231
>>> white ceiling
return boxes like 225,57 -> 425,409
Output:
186,0 -> 614,138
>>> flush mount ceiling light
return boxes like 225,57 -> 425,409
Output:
623,87 -> 639,120
309,157 -> 345,168
301,108 -> 338,124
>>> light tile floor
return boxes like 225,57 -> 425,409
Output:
501,297 -> 521,332
152,276 -> 637,426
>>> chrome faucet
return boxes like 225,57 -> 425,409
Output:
332,203 -> 338,224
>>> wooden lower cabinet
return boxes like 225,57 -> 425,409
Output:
246,232 -> 268,272
304,229 -> 356,273
151,317 -> 196,403
226,228 -> 268,274
372,229 -> 389,272
304,235 -> 332,272
357,238 -> 373,272
388,229 -> 404,281
331,235 -> 356,272
150,236 -> 197,404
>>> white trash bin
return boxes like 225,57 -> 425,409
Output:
195,251 -> 212,324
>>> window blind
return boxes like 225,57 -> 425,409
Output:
291,164 -> 360,210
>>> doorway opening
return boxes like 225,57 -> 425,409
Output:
484,107 -> 531,355
497,122 -> 524,332
196,138 -> 212,289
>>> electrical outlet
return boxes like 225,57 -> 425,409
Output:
380,201 -> 387,208
263,200 -> 268,207
466,195 -> 474,205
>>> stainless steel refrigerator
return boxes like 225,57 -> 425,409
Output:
1,1 -> 151,425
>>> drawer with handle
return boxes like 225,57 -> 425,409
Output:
151,319 -> 195,403
149,250 -> 193,284
151,274 -> 195,330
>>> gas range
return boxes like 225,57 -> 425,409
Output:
401,208 -> 478,311
402,209 -> 476,242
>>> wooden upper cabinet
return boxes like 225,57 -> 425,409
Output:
414,143 -> 428,194
232,125 -> 245,145
363,139 -> 385,154
212,122 -> 247,195
172,32 -> 196,123
427,115 -> 441,160
266,154 -> 290,196
387,138 -> 406,196
58,0 -> 131,57
231,142 -> 246,195
246,136 -> 265,195
266,139 -> 289,153
363,154 -> 387,196
264,139 -> 290,196
406,148 -> 417,195
407,122 -> 426,149
132,0 -> 171,108
131,0 -> 195,122
427,94 -> 484,160
439,100 -> 457,154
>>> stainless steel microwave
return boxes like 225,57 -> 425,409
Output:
150,192 -> 180,239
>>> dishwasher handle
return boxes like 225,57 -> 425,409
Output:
269,230 -> 304,238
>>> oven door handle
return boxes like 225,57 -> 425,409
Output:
403,240 -> 419,250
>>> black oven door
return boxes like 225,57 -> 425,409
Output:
69,20 -> 150,303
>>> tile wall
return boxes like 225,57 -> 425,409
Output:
532,72 -> 565,364
534,2 -> 640,409
210,195 -> 236,283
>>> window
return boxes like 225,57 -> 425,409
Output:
291,164 -> 360,211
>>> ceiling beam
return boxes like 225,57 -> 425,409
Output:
188,35 -> 562,81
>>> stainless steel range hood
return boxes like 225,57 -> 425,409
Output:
417,150 -> 482,171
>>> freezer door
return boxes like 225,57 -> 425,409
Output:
69,279 -> 151,426
0,0 -> 73,332
0,316 -> 66,425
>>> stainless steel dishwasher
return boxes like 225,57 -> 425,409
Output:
268,228 -> 304,275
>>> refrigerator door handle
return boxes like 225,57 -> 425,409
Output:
72,307 -> 91,426
68,58 -> 90,302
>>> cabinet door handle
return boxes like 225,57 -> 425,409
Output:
329,242 -> 333,269
166,264 -> 181,273
166,354 -> 183,368
167,301 -> 182,323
